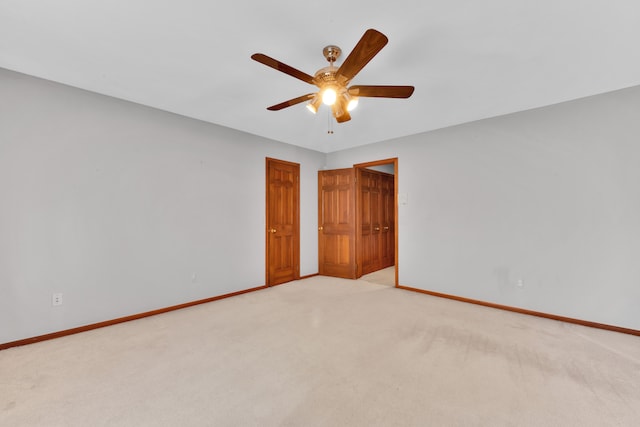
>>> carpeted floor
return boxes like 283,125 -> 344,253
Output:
360,266 -> 395,286
1,275 -> 639,426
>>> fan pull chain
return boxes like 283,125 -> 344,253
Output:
327,109 -> 334,134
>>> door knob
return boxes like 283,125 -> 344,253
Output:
374,227 -> 380,231
383,226 -> 389,230
318,226 -> 323,231
269,228 -> 277,233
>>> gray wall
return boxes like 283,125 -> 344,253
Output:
0,69 -> 325,343
327,86 -> 640,330
2,67 -> 639,345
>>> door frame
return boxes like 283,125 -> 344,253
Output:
354,158 -> 399,287
265,157 -> 300,287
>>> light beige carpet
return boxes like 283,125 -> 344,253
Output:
360,266 -> 396,286
1,275 -> 639,426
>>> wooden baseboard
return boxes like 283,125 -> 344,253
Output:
397,285 -> 640,337
299,273 -> 319,280
5,280 -> 635,351
0,284 -> 269,351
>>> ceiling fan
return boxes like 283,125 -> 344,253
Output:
251,29 -> 414,123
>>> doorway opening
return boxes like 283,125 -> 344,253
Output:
317,158 -> 398,287
354,158 -> 398,287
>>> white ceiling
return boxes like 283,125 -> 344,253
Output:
2,1 -> 639,153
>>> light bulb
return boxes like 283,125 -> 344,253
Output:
322,88 -> 337,106
347,97 -> 359,111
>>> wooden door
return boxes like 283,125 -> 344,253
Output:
357,168 -> 395,276
359,169 -> 383,275
318,169 -> 357,279
380,173 -> 395,268
266,158 -> 300,286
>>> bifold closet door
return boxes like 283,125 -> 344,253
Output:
359,169 -> 395,276
360,169 -> 382,275
380,173 -> 395,269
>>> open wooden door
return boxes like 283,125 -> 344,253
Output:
266,158 -> 300,286
318,168 -> 357,279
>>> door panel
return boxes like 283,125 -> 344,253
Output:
370,174 -> 382,272
381,173 -> 395,268
266,158 -> 300,286
318,169 -> 356,279
360,170 -> 378,275
358,168 -> 395,276
360,174 -> 373,275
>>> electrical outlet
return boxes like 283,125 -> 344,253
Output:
516,279 -> 524,288
52,293 -> 63,306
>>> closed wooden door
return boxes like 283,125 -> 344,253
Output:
266,158 -> 300,286
318,168 -> 357,279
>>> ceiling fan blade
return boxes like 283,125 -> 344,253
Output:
348,85 -> 415,98
335,29 -> 388,85
266,93 -> 316,111
251,53 -> 315,85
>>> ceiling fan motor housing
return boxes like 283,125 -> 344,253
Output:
314,66 -> 338,87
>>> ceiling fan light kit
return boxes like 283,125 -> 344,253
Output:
251,29 -> 414,125
306,95 -> 322,114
